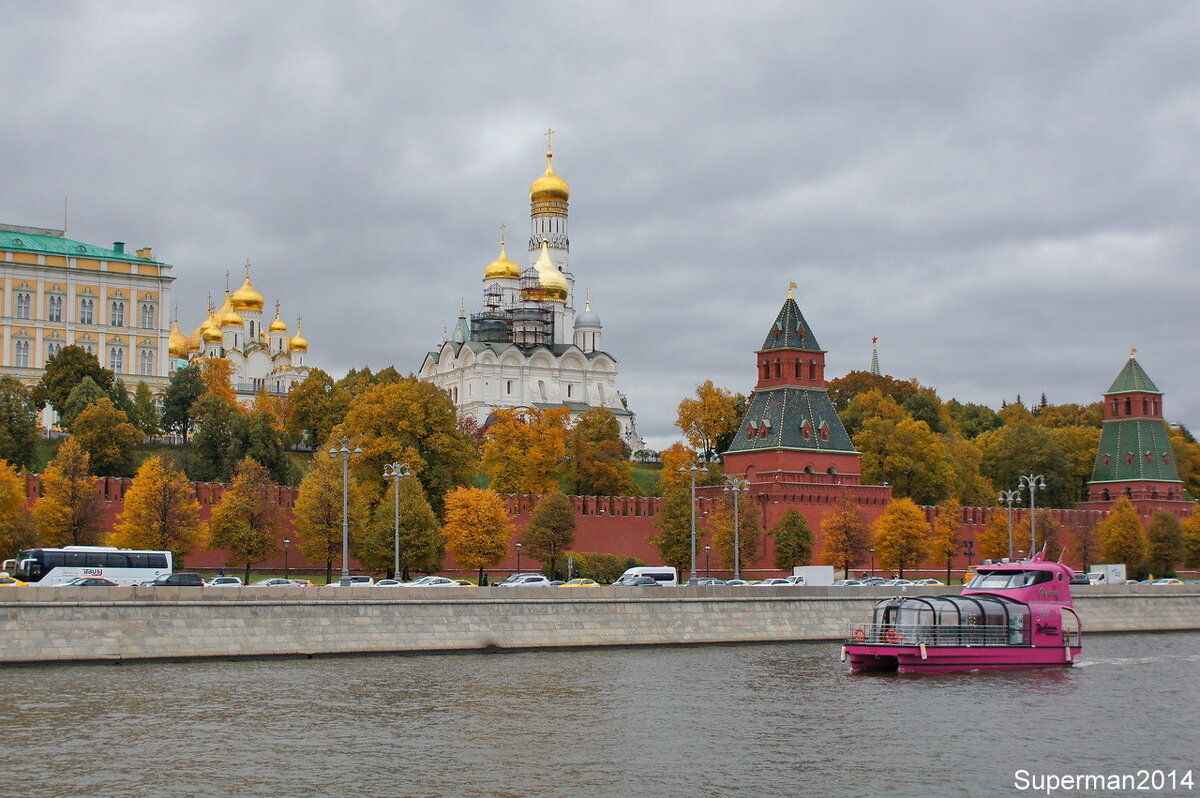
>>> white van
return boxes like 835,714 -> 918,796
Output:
614,566 -> 678,586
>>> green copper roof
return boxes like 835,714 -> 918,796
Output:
723,385 -> 856,455
1089,418 -> 1180,483
1106,357 -> 1160,395
0,227 -> 164,265
759,297 -> 823,352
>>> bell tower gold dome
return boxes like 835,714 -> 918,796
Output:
529,149 -> 570,203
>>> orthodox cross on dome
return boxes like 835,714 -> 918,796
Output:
244,260 -> 252,278
225,270 -> 230,292
499,223 -> 507,246
545,128 -> 556,155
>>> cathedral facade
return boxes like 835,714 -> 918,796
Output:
419,139 -> 642,451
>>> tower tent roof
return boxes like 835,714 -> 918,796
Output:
759,297 -> 823,353
1106,356 -> 1161,395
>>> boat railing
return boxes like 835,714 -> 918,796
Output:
847,622 -> 1012,647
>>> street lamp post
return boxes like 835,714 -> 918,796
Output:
962,539 -> 975,580
1017,474 -> 1046,556
283,538 -> 290,579
515,542 -> 523,574
680,462 -> 709,581
998,489 -> 1022,560
328,437 -> 362,586
868,547 -> 875,578
722,476 -> 750,580
383,462 -> 412,581
704,544 -> 711,577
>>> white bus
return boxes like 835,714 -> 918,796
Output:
2,546 -> 172,586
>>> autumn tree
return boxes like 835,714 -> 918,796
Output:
286,368 -> 347,447
0,460 -> 36,557
161,363 -> 205,444
111,457 -> 206,567
978,422 -> 1075,507
1015,509 -> 1060,557
1096,497 -> 1148,575
292,456 -> 371,584
826,371 -> 917,413
0,375 -> 38,469
676,380 -> 741,458
208,457 -> 281,583
200,358 -> 237,405
855,416 -> 957,506
945,399 -> 1002,439
32,345 -> 115,415
442,487 -> 513,583
522,491 -> 577,579
1064,514 -> 1102,573
657,443 -> 716,495
482,407 -> 569,495
706,491 -> 762,576
336,377 -> 476,515
650,487 -> 693,574
1145,510 -> 1184,578
130,381 -> 161,436
359,473 -> 443,580
926,499 -> 961,583
1168,425 -> 1200,499
771,508 -> 814,571
187,393 -> 245,482
1183,512 -> 1200,569
873,497 -> 930,578
72,398 -> 140,477
942,435 -> 995,507
821,497 -> 872,578
566,407 -> 637,496
1050,426 -> 1103,502
60,376 -> 109,430
560,551 -> 644,583
978,509 -> 1012,562
33,437 -> 104,547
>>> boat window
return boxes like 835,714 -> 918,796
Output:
967,570 -> 1053,590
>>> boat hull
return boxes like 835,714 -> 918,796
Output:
845,643 -> 1081,673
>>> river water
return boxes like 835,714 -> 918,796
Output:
2,632 -> 1198,797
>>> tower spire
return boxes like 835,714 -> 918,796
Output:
870,337 -> 880,376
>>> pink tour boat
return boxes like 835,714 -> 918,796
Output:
843,552 -> 1082,673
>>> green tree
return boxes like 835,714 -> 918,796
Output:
1050,426 -> 1103,503
72,398 -> 139,477
942,435 -> 995,507
903,386 -> 951,434
187,393 -> 245,482
32,345 -> 115,415
855,416 -> 957,506
130,381 -> 161,436
873,497 -> 930,578
241,408 -> 296,485
0,376 -> 38,469
60,376 -> 109,430
292,456 -> 371,584
931,499 -> 963,584
978,422 -> 1075,508
820,497 -> 871,578
650,487 -> 693,574
770,508 -> 814,571
522,491 -> 577,579
706,492 -> 762,575
111,456 -> 206,567
1145,510 -> 1184,578
442,487 -> 513,583
33,437 -> 104,547
1096,497 -> 1148,576
110,378 -> 137,420
161,364 -> 205,444
0,460 -> 36,557
1168,426 -> 1200,499
560,551 -> 644,583
208,457 -> 281,583
286,368 -> 347,447
359,474 -> 443,580
946,400 -> 1002,439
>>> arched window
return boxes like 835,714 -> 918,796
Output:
15,293 -> 31,319
794,358 -> 801,377
827,466 -> 838,475
773,358 -> 781,378
140,302 -> 156,328
109,347 -> 124,372
138,348 -> 154,376
808,360 -> 817,380
1123,397 -> 1132,415
1101,489 -> 1110,501
48,295 -> 63,322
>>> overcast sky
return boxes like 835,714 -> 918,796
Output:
4,1 -> 1198,450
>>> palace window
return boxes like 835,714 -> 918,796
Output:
110,300 -> 125,327
109,347 -> 124,372
79,298 -> 95,324
13,340 -> 30,367
139,302 -> 156,328
48,295 -> 64,322
138,348 -> 154,376
45,342 -> 62,362
15,293 -> 31,320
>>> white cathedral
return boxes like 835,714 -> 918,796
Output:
419,137 -> 642,452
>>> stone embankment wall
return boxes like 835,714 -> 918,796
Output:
2,585 -> 1197,665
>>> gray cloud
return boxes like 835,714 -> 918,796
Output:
3,1 -> 1197,450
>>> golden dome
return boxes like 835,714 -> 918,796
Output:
202,321 -> 223,343
484,241 -> 521,280
533,239 -> 568,302
269,312 -> 288,333
231,269 -> 265,312
529,150 -> 570,202
221,307 -> 243,327
168,320 -> 188,358
289,317 -> 308,352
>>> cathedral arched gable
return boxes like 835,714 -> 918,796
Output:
587,354 -> 616,372
477,349 -> 499,366
418,354 -> 439,377
527,348 -> 557,371
499,349 -> 526,368
243,349 -> 272,375
559,352 -> 587,372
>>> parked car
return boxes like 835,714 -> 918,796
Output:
454,579 -> 477,587
751,578 -> 795,587
403,576 -> 461,587
561,578 -> 600,587
832,579 -> 863,586
723,579 -> 750,586
289,579 -> 315,587
140,573 -> 205,587
0,573 -> 27,587
206,576 -> 243,586
912,578 -> 944,586
495,574 -> 553,587
878,579 -> 915,587
252,578 -> 303,587
374,579 -> 404,587
1151,578 -> 1183,585
859,577 -> 886,586
63,577 -> 119,587
328,575 -> 375,587
611,575 -> 658,586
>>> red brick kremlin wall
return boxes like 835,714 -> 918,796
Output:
20,473 -> 1188,579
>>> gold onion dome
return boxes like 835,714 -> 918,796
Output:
168,320 -> 188,358
221,307 -> 243,327
529,150 -> 570,202
534,239 -> 568,302
202,320 -> 223,343
484,242 -> 521,280
269,311 -> 288,332
231,272 -> 265,312
289,318 -> 308,352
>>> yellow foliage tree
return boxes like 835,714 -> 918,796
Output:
482,407 -> 569,495
676,380 -> 741,456
72,398 -> 140,477
978,509 -> 1011,562
930,498 -> 962,583
251,387 -> 285,431
820,496 -> 871,578
200,358 -> 238,406
208,457 -> 281,583
0,460 -> 36,557
873,497 -> 930,578
111,456 -> 206,568
1096,497 -> 1148,574
33,437 -> 104,547
657,443 -> 699,494
705,491 -> 762,576
292,456 -> 371,584
442,486 -> 513,582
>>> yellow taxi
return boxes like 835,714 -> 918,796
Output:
560,578 -> 600,588
0,572 -> 28,587
454,579 -> 477,587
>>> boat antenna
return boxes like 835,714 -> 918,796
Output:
1057,547 -> 1067,563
